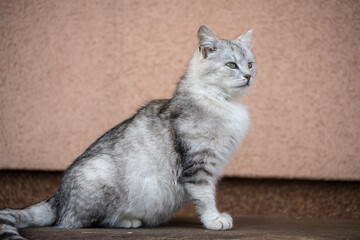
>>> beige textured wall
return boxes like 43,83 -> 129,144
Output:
0,0 -> 359,180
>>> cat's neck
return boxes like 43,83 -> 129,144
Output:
174,77 -> 243,120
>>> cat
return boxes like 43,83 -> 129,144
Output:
0,25 -> 256,239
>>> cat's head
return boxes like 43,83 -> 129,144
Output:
188,25 -> 256,100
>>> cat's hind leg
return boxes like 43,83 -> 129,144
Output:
116,219 -> 142,228
101,212 -> 143,229
54,206 -> 100,228
54,214 -> 87,228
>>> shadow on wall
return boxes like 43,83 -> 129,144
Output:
0,0 -> 359,180
1,171 -> 360,218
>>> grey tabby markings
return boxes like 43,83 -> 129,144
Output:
0,25 -> 256,239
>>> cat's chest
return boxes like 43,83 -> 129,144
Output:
214,105 -> 248,144
199,103 -> 250,157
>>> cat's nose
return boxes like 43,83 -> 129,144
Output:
244,74 -> 252,81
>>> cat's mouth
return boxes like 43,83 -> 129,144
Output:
237,82 -> 249,88
236,78 -> 251,88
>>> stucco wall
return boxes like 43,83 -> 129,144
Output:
0,0 -> 359,180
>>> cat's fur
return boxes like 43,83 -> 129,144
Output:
0,25 -> 256,239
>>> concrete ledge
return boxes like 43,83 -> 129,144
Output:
19,216 -> 360,240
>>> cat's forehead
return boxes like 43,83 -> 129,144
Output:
217,39 -> 253,62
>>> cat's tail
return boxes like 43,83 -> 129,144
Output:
0,198 -> 57,240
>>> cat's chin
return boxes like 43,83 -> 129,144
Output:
235,84 -> 250,92
237,80 -> 251,88
233,86 -> 249,98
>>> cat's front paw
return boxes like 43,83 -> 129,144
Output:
203,212 -> 233,230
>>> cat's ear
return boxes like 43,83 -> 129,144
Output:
197,25 -> 218,58
235,29 -> 253,49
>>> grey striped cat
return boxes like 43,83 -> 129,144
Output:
0,25 -> 256,239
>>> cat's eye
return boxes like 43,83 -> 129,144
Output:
226,62 -> 238,69
248,62 -> 253,69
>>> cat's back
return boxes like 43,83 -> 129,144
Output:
58,98 -> 176,187
69,99 -> 173,162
